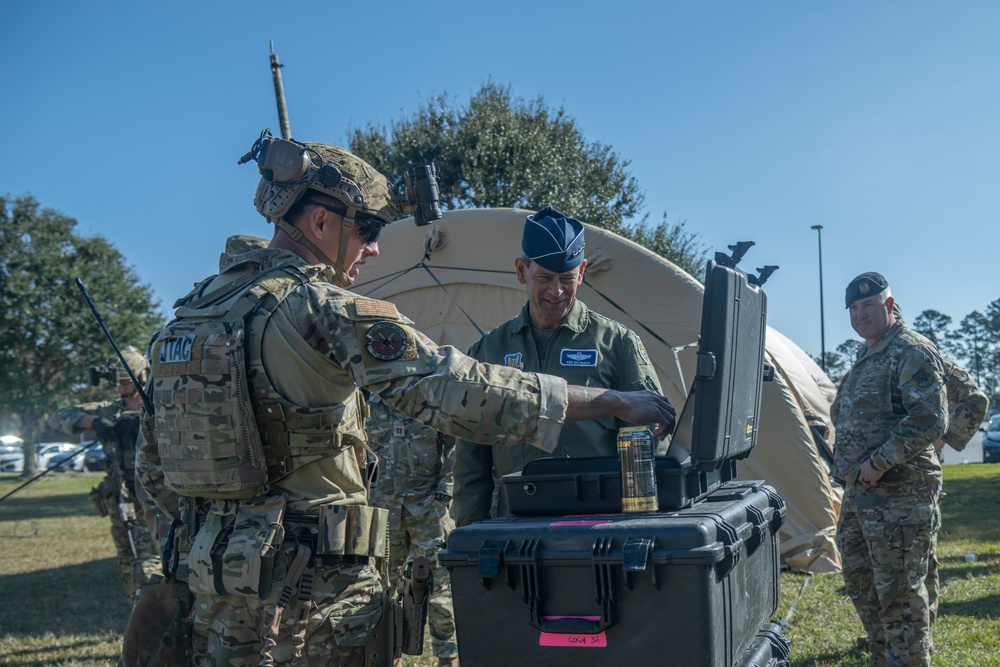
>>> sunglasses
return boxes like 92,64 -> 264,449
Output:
305,200 -> 386,245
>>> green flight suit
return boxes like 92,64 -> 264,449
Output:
452,299 -> 663,526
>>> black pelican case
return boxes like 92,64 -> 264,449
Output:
440,481 -> 786,667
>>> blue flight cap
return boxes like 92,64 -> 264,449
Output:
522,206 -> 586,273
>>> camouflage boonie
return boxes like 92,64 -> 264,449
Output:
832,322 -> 946,667
367,396 -> 458,658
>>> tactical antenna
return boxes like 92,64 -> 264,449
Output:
74,278 -> 154,416
269,41 -> 292,140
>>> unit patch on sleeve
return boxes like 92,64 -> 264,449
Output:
636,335 -> 651,365
560,349 -> 598,367
363,321 -> 413,361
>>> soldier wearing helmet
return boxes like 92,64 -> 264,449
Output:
49,347 -> 160,603
130,132 -> 676,666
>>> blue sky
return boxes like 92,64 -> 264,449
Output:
3,1 -> 997,362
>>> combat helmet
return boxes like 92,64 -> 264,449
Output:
238,129 -> 441,286
110,346 -> 150,385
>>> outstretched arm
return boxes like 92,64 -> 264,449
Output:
566,386 -> 676,439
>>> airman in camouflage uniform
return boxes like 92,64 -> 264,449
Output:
367,395 -> 458,666
832,273 -> 947,667
132,133 -> 676,667
49,348 -> 160,603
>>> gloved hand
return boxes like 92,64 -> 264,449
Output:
91,417 -> 117,441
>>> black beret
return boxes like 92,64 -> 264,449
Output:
845,272 -> 889,308
522,206 -> 585,273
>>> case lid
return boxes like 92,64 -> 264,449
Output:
669,243 -> 774,472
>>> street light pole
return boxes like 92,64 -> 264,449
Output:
811,225 -> 827,373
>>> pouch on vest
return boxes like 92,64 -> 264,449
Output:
317,504 -> 389,559
187,493 -> 287,600
187,507 -> 234,597
151,293 -> 271,499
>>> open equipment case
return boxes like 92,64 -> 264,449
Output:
440,243 -> 792,666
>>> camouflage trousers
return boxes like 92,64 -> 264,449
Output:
192,561 -> 384,667
387,502 -> 457,659
926,500 -> 943,625
103,495 -> 160,602
837,487 -> 939,667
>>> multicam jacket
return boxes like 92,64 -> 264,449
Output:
137,240 -> 569,519
366,394 -> 454,527
49,399 -> 140,486
831,322 -> 947,490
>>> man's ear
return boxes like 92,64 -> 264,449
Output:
885,295 -> 895,318
514,257 -> 528,285
307,205 -> 328,235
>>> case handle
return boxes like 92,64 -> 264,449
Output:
530,609 -> 615,635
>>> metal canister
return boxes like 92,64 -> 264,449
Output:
617,425 -> 658,512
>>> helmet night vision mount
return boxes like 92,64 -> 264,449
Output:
238,128 -> 442,226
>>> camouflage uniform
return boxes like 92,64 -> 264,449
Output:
136,241 -> 569,667
366,395 -> 457,661
925,360 -> 989,624
49,399 -> 160,601
452,299 -> 662,526
832,322 -> 947,667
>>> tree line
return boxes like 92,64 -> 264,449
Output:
816,301 -> 1000,409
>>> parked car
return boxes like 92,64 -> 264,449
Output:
36,443 -> 79,471
84,443 -> 108,472
983,415 -> 1000,464
0,439 -> 24,473
47,443 -> 92,472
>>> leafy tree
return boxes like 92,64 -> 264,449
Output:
911,309 -> 954,354
348,81 -> 708,270
620,213 -> 709,280
951,310 -> 1000,396
814,338 -> 864,383
0,194 -> 163,476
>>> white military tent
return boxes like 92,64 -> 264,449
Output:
355,208 -> 842,573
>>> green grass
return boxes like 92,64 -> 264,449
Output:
2,466 -> 998,666
773,464 -> 1000,667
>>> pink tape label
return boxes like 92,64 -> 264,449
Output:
538,616 -> 608,648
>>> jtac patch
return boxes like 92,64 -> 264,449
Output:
159,335 -> 194,363
504,353 -> 524,370
560,349 -> 598,367
363,321 -> 412,362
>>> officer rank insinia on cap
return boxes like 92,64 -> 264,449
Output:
845,271 -> 889,307
522,206 -> 586,273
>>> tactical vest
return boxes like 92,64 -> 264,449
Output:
149,263 -> 367,499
